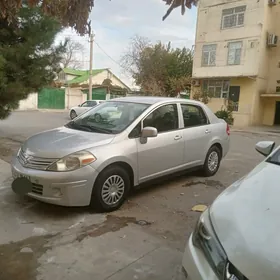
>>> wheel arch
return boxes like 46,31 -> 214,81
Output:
211,142 -> 223,158
96,159 -> 137,187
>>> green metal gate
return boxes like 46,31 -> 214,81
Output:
38,88 -> 65,109
82,88 -> 107,100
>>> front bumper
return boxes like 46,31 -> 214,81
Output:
182,234 -> 218,280
11,156 -> 99,206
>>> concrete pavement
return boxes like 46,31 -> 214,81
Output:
0,159 -> 185,280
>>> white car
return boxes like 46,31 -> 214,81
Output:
69,100 -> 104,119
182,140 -> 280,280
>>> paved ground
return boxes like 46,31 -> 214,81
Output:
0,111 -> 279,280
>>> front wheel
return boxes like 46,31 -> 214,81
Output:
202,146 -> 221,177
90,165 -> 131,212
70,110 -> 77,120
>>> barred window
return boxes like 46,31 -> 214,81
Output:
228,41 -> 242,65
203,80 -> 230,99
202,44 -> 217,66
222,6 -> 246,29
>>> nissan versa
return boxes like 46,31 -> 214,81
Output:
182,141 -> 280,280
11,97 -> 230,211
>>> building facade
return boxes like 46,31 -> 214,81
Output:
192,0 -> 280,127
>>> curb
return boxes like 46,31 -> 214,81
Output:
231,129 -> 280,137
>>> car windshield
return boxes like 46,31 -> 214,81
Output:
267,148 -> 280,166
66,101 -> 150,134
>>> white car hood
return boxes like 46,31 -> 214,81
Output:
210,161 -> 280,280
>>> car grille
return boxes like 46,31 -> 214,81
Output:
32,183 -> 43,195
18,149 -> 57,171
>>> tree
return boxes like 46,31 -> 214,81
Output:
61,37 -> 85,69
0,6 -> 66,119
0,0 -> 198,36
122,36 -> 193,97
162,0 -> 198,20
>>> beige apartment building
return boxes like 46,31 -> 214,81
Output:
192,0 -> 280,127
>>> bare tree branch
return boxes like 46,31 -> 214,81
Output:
61,37 -> 85,69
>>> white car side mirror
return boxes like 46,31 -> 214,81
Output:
255,141 -> 275,157
140,127 -> 158,144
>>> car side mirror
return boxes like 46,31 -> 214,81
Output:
255,141 -> 275,157
140,127 -> 158,144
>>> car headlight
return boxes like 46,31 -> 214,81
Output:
193,208 -> 227,280
47,151 -> 96,172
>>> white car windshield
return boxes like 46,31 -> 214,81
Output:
267,148 -> 280,166
66,101 -> 150,134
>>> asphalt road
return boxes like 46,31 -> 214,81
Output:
0,111 -> 70,142
0,111 -> 280,280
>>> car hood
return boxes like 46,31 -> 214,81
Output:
22,126 -> 115,158
210,162 -> 280,279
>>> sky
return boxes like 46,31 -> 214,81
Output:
56,0 -> 197,88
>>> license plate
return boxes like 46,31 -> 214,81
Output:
12,169 -> 30,181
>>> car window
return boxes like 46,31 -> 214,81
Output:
181,104 -> 208,128
143,104 -> 179,133
88,101 -> 97,107
129,122 -> 141,139
267,149 -> 280,166
67,101 -> 150,134
81,101 -> 89,107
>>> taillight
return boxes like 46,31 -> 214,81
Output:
226,124 -> 230,136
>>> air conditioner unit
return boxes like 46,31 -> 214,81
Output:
191,80 -> 200,87
267,34 -> 278,47
268,0 -> 277,6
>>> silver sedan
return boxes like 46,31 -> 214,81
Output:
11,97 -> 230,212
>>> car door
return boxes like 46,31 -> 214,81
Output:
137,103 -> 184,183
75,101 -> 88,115
79,101 -> 97,114
180,103 -> 212,165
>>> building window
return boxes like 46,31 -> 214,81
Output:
202,44 -> 217,66
202,80 -> 230,99
221,6 -> 246,29
228,41 -> 242,65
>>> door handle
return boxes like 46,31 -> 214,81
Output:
174,135 -> 182,140
205,129 -> 211,134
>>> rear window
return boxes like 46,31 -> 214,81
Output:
267,149 -> 280,166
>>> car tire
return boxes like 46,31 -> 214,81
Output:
90,165 -> 131,212
70,110 -> 77,120
202,145 -> 221,177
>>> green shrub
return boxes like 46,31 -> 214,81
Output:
215,110 -> 234,125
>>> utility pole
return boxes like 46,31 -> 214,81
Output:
88,32 -> 94,101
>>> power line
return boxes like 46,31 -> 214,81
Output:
94,40 -> 121,67
93,39 -> 132,81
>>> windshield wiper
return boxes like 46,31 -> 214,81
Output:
66,122 -> 113,134
65,122 -> 93,132
88,125 -> 113,134
66,121 -> 113,134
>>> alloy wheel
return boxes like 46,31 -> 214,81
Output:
101,175 -> 125,205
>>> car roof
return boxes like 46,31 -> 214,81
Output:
109,96 -> 203,106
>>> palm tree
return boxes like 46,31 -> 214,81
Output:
162,0 -> 198,21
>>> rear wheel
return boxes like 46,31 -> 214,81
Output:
202,146 -> 221,177
90,165 -> 131,212
70,110 -> 77,120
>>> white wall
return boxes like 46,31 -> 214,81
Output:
193,0 -> 265,78
18,93 -> 38,110
65,88 -> 85,109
